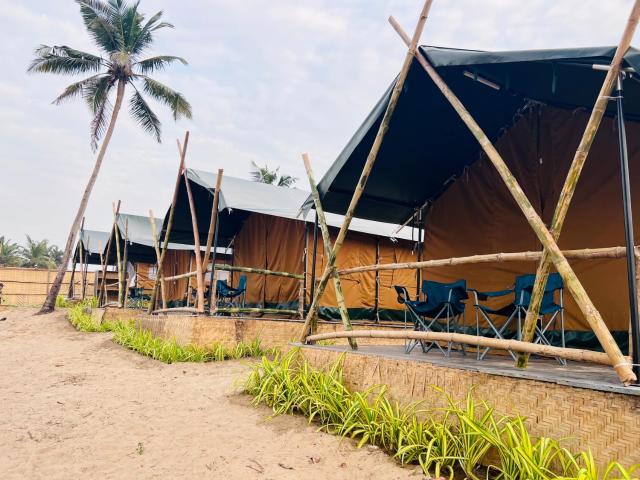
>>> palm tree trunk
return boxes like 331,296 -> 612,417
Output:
38,79 -> 126,314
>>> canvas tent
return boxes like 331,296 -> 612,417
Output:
162,170 -> 418,318
307,45 -> 640,351
104,212 -> 230,302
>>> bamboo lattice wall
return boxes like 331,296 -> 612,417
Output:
0,267 -> 95,306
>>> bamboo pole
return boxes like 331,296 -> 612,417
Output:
389,17 -> 636,384
122,220 -> 129,308
185,254 -> 193,307
214,264 -> 304,279
304,330 -> 624,367
183,169 -> 205,312
518,0 -> 640,368
148,211 -> 167,309
298,0 -> 435,343
163,264 -> 305,281
298,279 -> 304,319
203,169 -> 223,269
339,246 -> 631,275
215,307 -> 298,316
113,203 -> 124,308
302,153 -> 357,349
148,131 -> 190,314
99,200 -> 120,306
152,307 -> 199,315
81,235 -> 89,300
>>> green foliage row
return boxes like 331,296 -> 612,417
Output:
66,302 -> 277,363
244,349 -> 638,480
0,235 -> 63,268
111,325 -> 276,364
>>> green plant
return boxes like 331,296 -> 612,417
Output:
67,300 -> 116,332
110,322 -> 276,364
0,236 -> 22,267
244,350 -> 638,480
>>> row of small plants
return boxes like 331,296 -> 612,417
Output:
244,349 -> 638,480
66,301 -> 277,363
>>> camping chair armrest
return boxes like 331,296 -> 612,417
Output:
450,285 -> 469,300
468,288 -> 513,301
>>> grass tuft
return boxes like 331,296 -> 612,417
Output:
244,349 -> 639,480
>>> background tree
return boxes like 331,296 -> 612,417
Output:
0,237 -> 22,267
20,236 -> 57,269
29,0 -> 192,313
249,161 -> 297,187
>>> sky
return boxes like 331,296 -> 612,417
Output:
1,0 -> 638,248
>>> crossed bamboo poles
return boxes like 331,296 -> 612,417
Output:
298,0 -> 640,385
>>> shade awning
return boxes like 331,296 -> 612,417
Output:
309,45 -> 640,224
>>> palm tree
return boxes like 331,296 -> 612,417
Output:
48,245 -> 64,266
249,161 -> 298,187
20,236 -> 57,269
29,0 -> 192,313
0,237 -> 22,267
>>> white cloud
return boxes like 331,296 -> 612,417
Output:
1,0 -> 639,247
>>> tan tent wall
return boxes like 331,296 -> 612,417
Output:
421,104 -> 638,346
0,267 -> 94,306
232,212 -> 416,319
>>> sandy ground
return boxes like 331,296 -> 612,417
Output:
0,308 -> 420,479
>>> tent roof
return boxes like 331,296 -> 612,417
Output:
179,169 -> 415,242
309,45 -> 640,224
116,213 -> 194,251
74,229 -> 110,265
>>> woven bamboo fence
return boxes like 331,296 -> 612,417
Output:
0,267 -> 95,306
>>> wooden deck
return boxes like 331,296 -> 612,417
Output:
301,343 -> 640,396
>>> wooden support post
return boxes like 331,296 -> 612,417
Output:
298,0 -> 435,343
389,16 -> 636,384
298,279 -> 304,319
122,219 -> 129,308
302,153 -> 357,349
517,0 -> 640,369
374,238 -> 380,323
148,211 -> 167,309
203,169 -> 223,269
81,235 -> 90,300
99,200 -> 120,306
148,131 -> 189,314
210,274 -> 218,314
113,203 -> 123,308
183,169 -> 205,312
185,254 -> 193,306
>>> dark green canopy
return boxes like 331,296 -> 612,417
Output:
309,45 -> 640,224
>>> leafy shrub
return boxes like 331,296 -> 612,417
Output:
244,349 -> 639,480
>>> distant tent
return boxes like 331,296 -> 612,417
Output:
163,170 -> 418,319
73,229 -> 110,266
308,45 -> 640,350
104,212 -> 230,300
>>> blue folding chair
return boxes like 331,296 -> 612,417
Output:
394,279 -> 468,356
215,275 -> 247,308
470,272 -> 565,364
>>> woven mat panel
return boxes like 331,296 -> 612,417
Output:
301,348 -> 640,467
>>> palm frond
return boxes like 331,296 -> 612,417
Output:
134,55 -> 187,74
277,174 -> 298,188
27,45 -> 104,75
84,75 -> 115,149
52,74 -> 110,105
140,77 -> 192,120
129,10 -> 173,56
76,0 -> 122,53
129,87 -> 161,142
121,1 -> 143,52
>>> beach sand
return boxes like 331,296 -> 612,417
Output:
0,308 -> 419,479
